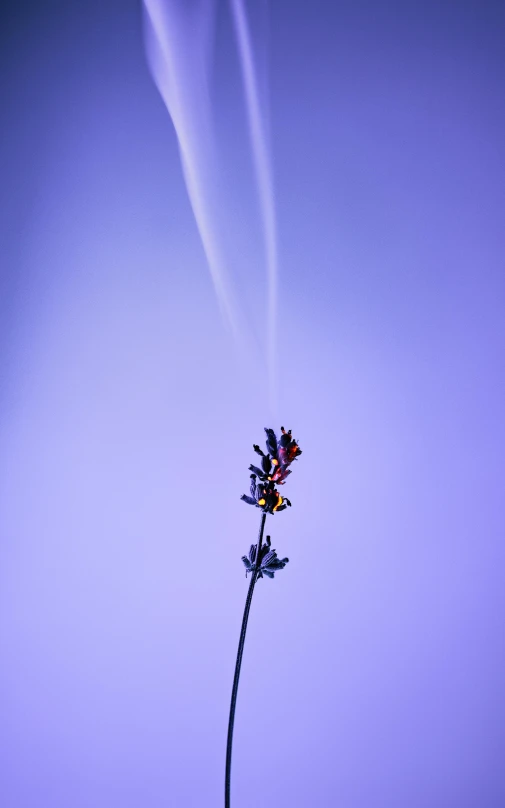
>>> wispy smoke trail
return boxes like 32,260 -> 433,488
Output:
142,0 -> 243,343
229,0 -> 278,411
142,0 -> 278,412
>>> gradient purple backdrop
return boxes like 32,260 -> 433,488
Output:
1,1 -> 504,806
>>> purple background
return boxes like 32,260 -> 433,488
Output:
1,1 -> 504,806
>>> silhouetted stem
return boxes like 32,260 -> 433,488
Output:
225,511 -> 267,808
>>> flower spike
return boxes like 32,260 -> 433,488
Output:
241,427 -> 302,513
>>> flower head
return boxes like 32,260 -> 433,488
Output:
241,426 -> 301,512
242,536 -> 289,578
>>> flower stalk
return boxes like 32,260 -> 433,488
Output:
224,511 -> 266,808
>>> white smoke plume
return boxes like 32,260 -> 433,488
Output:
142,0 -> 278,412
229,0 -> 278,410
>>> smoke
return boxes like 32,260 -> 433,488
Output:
142,0 -> 278,412
229,0 -> 278,410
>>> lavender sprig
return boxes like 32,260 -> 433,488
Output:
225,427 -> 302,808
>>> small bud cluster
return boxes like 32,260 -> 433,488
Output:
242,536 -> 289,579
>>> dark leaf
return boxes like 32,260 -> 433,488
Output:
264,428 -> 278,457
261,455 -> 272,474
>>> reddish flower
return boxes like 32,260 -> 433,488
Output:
277,427 -> 302,467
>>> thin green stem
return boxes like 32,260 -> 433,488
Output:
225,511 -> 267,808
